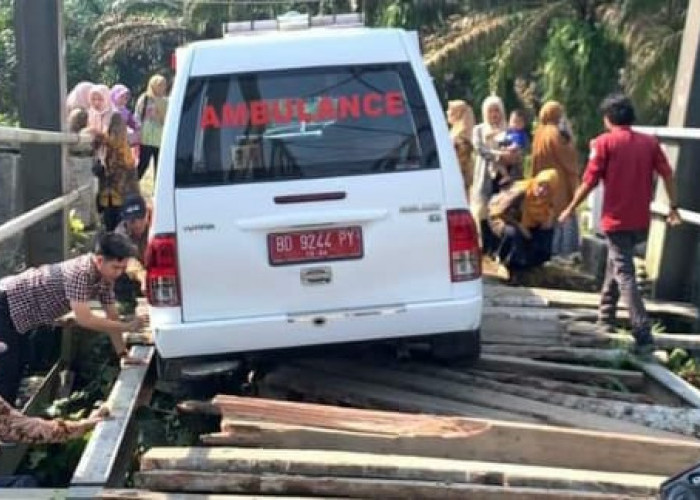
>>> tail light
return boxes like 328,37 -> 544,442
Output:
447,209 -> 481,282
145,233 -> 180,307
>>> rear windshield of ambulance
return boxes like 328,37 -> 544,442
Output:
174,64 -> 438,187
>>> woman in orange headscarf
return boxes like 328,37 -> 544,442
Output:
531,101 -> 580,255
488,169 -> 559,279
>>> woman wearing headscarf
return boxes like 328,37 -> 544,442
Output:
135,74 -> 168,180
531,101 -> 580,256
488,169 -> 559,281
471,95 -> 520,254
110,84 -> 139,139
85,84 -> 114,135
66,81 -> 93,114
447,100 -> 475,199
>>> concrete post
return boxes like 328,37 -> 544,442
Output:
14,0 -> 68,267
645,0 -> 700,302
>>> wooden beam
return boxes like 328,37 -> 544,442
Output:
69,346 -> 154,490
484,285 -> 698,320
471,370 -> 654,404
202,415 -> 700,476
568,321 -> 700,351
475,354 -> 644,389
137,470 -> 655,499
634,360 -> 700,408
294,360 -> 678,438
403,364 -> 700,438
138,447 -> 663,495
480,345 -> 631,364
99,490 -> 325,499
262,366 -> 543,424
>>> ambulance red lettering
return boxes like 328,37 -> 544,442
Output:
337,95 -> 361,119
250,101 -> 269,126
200,105 -> 221,129
222,103 -> 248,127
385,91 -> 405,116
271,99 -> 294,124
295,99 -> 314,122
316,97 -> 337,121
363,93 -> 383,117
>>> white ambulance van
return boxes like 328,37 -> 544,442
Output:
146,12 -> 483,379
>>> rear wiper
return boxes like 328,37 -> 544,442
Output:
264,130 -> 323,139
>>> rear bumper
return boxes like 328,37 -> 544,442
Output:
153,295 -> 483,359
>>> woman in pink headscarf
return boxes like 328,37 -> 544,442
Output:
110,84 -> 139,136
85,84 -> 114,135
66,81 -> 93,114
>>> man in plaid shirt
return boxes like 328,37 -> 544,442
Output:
0,233 -> 146,405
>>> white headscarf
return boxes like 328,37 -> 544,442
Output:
480,94 -> 507,138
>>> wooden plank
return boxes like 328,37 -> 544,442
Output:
482,307 -> 565,342
136,470 -> 655,499
480,345 -> 632,364
485,285 -> 698,320
476,354 -> 644,389
138,447 -> 662,495
262,366 -> 544,424
471,370 -> 654,404
635,360 -> 700,408
568,321 -> 700,350
100,490 -> 333,499
213,395 -> 490,438
0,489 -> 66,499
69,345 -> 154,489
203,415 -> 700,476
403,364 -> 700,438
0,360 -> 63,475
295,360 -> 676,438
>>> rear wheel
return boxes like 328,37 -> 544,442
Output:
430,330 -> 481,366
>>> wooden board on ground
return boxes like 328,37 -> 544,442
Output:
485,284 -> 698,320
138,447 -> 662,496
635,360 -> 700,408
475,354 -> 644,389
292,360 -> 678,438
568,321 -> 700,351
261,365 -> 543,424
136,471 -> 655,499
198,408 -> 700,476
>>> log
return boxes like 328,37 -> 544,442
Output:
485,285 -> 698,320
138,447 -> 662,495
476,354 -> 644,390
177,400 -> 221,416
470,370 -> 654,404
261,366 -> 543,424
294,360 -> 678,438
403,363 -> 700,437
203,416 -> 700,476
482,307 -> 565,342
135,470 -> 654,499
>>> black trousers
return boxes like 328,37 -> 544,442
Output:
137,145 -> 160,180
0,291 -> 26,406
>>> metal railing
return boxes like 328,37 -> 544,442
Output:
0,125 -> 93,245
634,126 -> 700,227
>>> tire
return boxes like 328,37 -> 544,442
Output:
430,330 -> 481,366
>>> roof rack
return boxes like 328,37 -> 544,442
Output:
223,10 -> 364,36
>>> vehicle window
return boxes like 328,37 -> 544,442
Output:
175,63 -> 438,187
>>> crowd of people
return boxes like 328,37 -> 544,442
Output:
66,76 -> 168,231
448,92 -> 681,357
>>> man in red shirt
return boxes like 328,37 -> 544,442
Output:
559,93 -> 681,356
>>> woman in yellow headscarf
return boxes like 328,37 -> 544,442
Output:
446,100 -> 475,199
487,169 -> 559,280
531,101 -> 580,256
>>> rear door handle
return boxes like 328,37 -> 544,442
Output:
274,192 -> 346,204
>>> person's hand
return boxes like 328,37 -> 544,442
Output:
558,207 -> 573,225
87,405 -> 110,423
126,314 -> 148,333
667,207 -> 682,226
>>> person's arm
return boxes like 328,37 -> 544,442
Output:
653,140 -> 682,226
71,301 -> 138,355
558,137 -> 603,223
0,398 -> 107,444
558,182 -> 595,224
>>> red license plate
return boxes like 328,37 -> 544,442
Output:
268,226 -> 363,265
